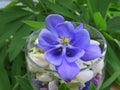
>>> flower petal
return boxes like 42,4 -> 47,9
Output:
71,29 -> 90,49
48,80 -> 58,90
82,81 -> 90,90
45,14 -> 64,31
36,73 -> 53,82
56,21 -> 74,38
92,59 -> 104,74
76,69 -> 93,83
81,45 -> 102,61
45,47 -> 63,65
38,29 -> 59,50
65,46 -> 85,63
56,60 -> 80,82
75,23 -> 83,31
90,40 -> 100,46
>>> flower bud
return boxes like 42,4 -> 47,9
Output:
48,80 -> 58,90
27,53 -> 49,73
30,53 -> 49,67
90,40 -> 100,45
36,73 -> 53,82
76,69 -> 94,83
92,60 -> 104,75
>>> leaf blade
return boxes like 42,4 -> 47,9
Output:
22,20 -> 45,29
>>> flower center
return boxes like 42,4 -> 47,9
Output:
60,38 -> 69,45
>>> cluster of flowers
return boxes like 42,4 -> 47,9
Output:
27,14 -> 103,90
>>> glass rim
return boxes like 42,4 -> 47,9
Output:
25,23 -> 107,73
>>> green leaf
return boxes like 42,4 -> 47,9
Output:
87,0 -> 110,18
58,83 -> 70,90
56,0 -> 90,23
102,32 -> 114,41
107,17 -> 120,33
114,39 -> 120,48
87,0 -> 98,13
0,43 -> 11,90
102,71 -> 120,89
89,82 -> 96,90
0,67 -> 11,90
8,25 -> 31,61
13,83 -> 21,90
101,42 -> 120,89
100,59 -> 111,90
111,11 -> 120,18
43,0 -> 84,22
11,53 -> 25,86
56,0 -> 78,11
15,76 -> 33,90
97,0 -> 110,18
0,7 -> 32,44
6,0 -> 19,8
0,22 -> 22,43
0,7 -> 32,24
0,46 -> 7,66
106,42 -> 120,71
93,12 -> 106,30
22,20 -> 45,29
19,0 -> 34,9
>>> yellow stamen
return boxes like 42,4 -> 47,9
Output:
60,38 -> 69,45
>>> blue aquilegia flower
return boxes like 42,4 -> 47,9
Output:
37,14 -> 102,82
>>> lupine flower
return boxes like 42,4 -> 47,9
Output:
37,14 -> 102,82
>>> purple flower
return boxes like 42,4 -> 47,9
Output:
80,81 -> 90,90
37,14 -> 102,82
91,73 -> 102,87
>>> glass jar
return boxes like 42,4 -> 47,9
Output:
25,23 -> 107,90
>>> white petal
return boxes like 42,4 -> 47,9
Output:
30,53 -> 49,68
49,64 -> 61,79
76,59 -> 92,69
27,60 -> 40,73
48,80 -> 58,90
90,40 -> 100,45
92,60 -> 104,74
49,64 -> 56,70
76,69 -> 94,83
35,38 -> 39,44
36,73 -> 53,82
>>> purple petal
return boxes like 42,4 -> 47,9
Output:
45,47 -> 63,65
56,21 -> 74,38
45,14 -> 64,31
56,60 -> 80,82
81,45 -> 102,61
38,29 -> 59,50
91,78 -> 99,87
65,46 -> 85,63
70,29 -> 90,49
75,23 -> 83,31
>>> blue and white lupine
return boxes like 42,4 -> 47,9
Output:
37,14 -> 102,82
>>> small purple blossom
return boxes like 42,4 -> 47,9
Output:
91,73 -> 102,87
79,81 -> 90,90
37,14 -> 102,82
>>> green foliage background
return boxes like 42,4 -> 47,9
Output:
0,0 -> 120,90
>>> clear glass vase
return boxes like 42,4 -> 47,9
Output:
25,23 -> 107,90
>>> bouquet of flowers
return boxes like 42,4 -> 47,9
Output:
25,14 -> 107,90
